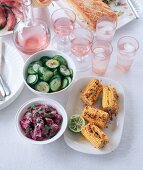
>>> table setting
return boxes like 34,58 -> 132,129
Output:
0,0 -> 143,170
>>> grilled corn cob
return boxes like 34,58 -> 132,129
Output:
80,80 -> 103,105
82,106 -> 109,129
102,85 -> 119,114
81,123 -> 109,149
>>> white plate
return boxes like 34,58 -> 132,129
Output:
64,76 -> 125,155
0,43 -> 24,110
56,0 -> 139,30
0,28 -> 13,37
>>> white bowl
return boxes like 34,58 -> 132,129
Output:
23,50 -> 76,96
16,98 -> 68,144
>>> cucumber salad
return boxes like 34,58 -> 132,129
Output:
26,55 -> 73,93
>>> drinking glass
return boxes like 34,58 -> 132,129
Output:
51,8 -> 76,52
13,0 -> 51,55
92,40 -> 113,75
96,16 -> 117,42
117,36 -> 139,72
70,28 -> 94,72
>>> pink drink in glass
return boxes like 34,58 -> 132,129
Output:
92,40 -> 113,75
54,17 -> 74,36
14,25 -> 50,55
70,28 -> 93,72
51,8 -> 76,52
96,16 -> 117,42
117,36 -> 139,72
71,38 -> 91,57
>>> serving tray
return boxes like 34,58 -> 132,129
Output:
56,0 -> 142,30
64,76 -> 125,154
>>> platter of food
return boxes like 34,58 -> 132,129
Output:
0,0 -> 23,36
65,76 -> 125,154
56,0 -> 142,30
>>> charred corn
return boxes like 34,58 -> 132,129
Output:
81,123 -> 109,149
80,80 -> 103,105
82,106 -> 109,129
102,85 -> 119,114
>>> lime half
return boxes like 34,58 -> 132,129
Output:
68,114 -> 85,132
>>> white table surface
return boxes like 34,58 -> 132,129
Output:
1,2 -> 143,170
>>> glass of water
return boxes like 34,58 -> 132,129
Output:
96,16 -> 117,42
117,36 -> 139,72
92,40 -> 113,75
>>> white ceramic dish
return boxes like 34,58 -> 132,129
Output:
0,43 -> 24,110
16,98 -> 68,144
64,76 -> 125,155
0,28 -> 13,37
56,0 -> 141,30
23,50 -> 76,96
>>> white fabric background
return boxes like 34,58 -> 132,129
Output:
0,1 -> 143,170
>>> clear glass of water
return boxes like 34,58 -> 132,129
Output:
117,36 -> 139,72
92,40 -> 113,75
96,16 -> 117,42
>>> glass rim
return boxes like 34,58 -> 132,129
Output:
13,20 -> 51,53
51,8 -> 76,22
71,27 -> 94,43
96,16 -> 117,29
22,0 -> 32,6
92,40 -> 113,55
117,36 -> 139,53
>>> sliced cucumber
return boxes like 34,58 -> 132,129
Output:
50,78 -> 61,92
40,56 -> 51,64
61,78 -> 69,89
32,63 -> 41,73
59,65 -> 71,76
38,67 -> 47,76
41,70 -> 53,82
53,69 -> 58,75
27,66 -> 36,75
66,77 -> 72,84
36,81 -> 49,93
69,69 -> 73,77
35,61 -> 42,65
51,74 -> 61,80
46,59 -> 60,69
53,55 -> 68,66
27,74 -> 38,85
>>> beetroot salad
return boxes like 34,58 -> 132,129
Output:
20,104 -> 63,141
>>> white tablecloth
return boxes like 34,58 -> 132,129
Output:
1,2 -> 143,170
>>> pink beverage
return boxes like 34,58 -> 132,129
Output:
71,38 -> 91,57
96,21 -> 116,42
117,42 -> 136,72
92,47 -> 111,75
54,17 -> 74,36
15,26 -> 49,55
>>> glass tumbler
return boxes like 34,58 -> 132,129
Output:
92,40 -> 113,75
96,16 -> 117,42
117,36 -> 139,72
